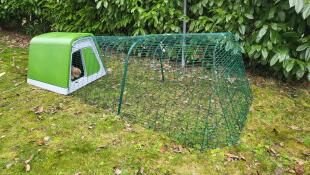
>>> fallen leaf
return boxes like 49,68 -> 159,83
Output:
24,154 -> 34,164
239,155 -> 246,161
43,136 -> 51,143
275,167 -> 284,175
107,68 -> 113,73
294,160 -> 304,175
124,123 -> 133,132
25,164 -> 31,172
288,125 -> 302,131
136,167 -> 144,175
5,163 -> 13,169
294,138 -> 304,144
226,153 -> 240,161
302,151 -> 309,158
0,135 -> 5,139
113,166 -> 122,175
287,169 -> 296,174
226,153 -> 246,161
172,145 -> 183,153
34,106 -> 44,114
57,103 -> 64,110
160,145 -> 168,153
0,72 -> 5,78
266,146 -> 278,157
275,142 -> 284,147
74,111 -> 82,115
96,145 -> 108,152
74,172 -> 82,175
36,139 -> 45,146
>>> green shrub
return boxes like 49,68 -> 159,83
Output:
189,0 -> 310,81
0,0 -> 49,34
0,0 -> 309,80
42,0 -> 184,35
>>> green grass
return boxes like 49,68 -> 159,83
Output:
0,31 -> 309,174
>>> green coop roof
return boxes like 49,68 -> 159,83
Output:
28,32 -> 94,89
30,32 -> 94,45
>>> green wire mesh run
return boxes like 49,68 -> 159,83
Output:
73,33 -> 253,150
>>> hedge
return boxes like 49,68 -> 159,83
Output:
0,0 -> 309,81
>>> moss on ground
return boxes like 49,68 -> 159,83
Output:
0,31 -> 309,174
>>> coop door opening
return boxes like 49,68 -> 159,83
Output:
71,50 -> 85,81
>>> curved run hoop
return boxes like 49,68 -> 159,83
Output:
73,33 -> 253,150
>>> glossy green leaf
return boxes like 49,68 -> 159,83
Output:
297,44 -> 308,51
302,4 -> 310,19
245,13 -> 254,19
256,25 -> 268,42
270,54 -> 279,66
286,60 -> 295,72
296,68 -> 305,79
295,0 -> 304,13
262,48 -> 268,59
96,1 -> 102,9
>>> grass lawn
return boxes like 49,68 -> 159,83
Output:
0,30 -> 309,175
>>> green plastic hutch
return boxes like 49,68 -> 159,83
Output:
27,32 -> 106,95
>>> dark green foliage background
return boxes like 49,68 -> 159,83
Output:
0,0 -> 309,80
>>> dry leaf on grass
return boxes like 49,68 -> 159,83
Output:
88,123 -> 96,129
274,167 -> 284,175
172,145 -> 183,153
74,172 -> 82,175
287,169 -> 296,174
294,160 -> 304,175
43,136 -> 51,143
5,163 -> 13,169
107,68 -> 113,73
124,123 -> 133,132
266,146 -> 278,157
136,167 -> 144,175
96,144 -> 108,152
74,111 -> 82,115
113,166 -> 122,175
226,153 -> 246,161
0,72 -> 5,78
160,145 -> 168,153
24,154 -> 34,164
36,139 -> 45,146
25,164 -> 31,172
302,151 -> 309,158
288,125 -> 302,131
34,106 -> 44,114
275,142 -> 284,147
35,137 -> 50,146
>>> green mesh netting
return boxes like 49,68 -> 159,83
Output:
73,33 -> 252,150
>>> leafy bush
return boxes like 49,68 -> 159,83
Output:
0,0 -> 309,80
189,0 -> 310,81
43,0 -> 184,35
0,0 -> 49,34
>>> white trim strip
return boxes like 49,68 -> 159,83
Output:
68,70 -> 106,94
27,78 -> 69,95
